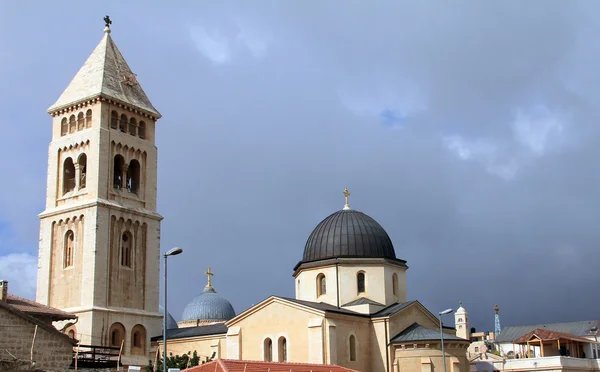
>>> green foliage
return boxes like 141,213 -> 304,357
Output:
146,350 -> 215,371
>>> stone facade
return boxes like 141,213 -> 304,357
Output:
0,305 -> 75,371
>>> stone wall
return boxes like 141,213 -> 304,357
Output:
0,306 -> 74,371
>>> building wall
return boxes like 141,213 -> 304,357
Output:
157,335 -> 225,362
0,307 -> 74,371
393,342 -> 469,372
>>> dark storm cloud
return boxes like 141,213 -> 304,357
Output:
1,1 -> 599,332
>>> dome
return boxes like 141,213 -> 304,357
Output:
182,286 -> 236,322
298,208 -> 397,266
159,305 -> 179,330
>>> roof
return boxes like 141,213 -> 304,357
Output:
0,300 -> 76,345
494,320 -> 600,343
390,322 -> 467,343
7,294 -> 77,321
186,358 -> 361,372
372,300 -> 416,317
151,323 -> 227,342
159,305 -> 179,330
296,209 -> 400,269
182,286 -> 236,322
513,328 -> 594,344
48,27 -> 160,117
342,297 -> 384,307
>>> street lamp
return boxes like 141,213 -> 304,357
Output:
163,247 -> 183,372
439,308 -> 454,372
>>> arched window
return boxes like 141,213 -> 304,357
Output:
458,318 -> 463,322
113,155 -> 125,189
77,112 -> 85,130
131,324 -> 146,355
110,111 -> 118,129
61,118 -> 68,136
85,109 -> 92,128
263,338 -> 272,362
126,160 -> 140,194
392,273 -> 398,296
64,230 -> 74,268
121,231 -> 132,268
69,115 -> 76,133
119,114 -> 127,132
63,157 -> 75,194
129,118 -> 137,136
109,323 -> 125,347
357,272 -> 365,294
316,274 -> 326,297
349,335 -> 356,361
138,121 -> 146,139
67,329 -> 75,339
278,337 -> 287,362
78,154 -> 87,189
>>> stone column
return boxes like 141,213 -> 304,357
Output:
74,163 -> 81,189
121,163 -> 129,191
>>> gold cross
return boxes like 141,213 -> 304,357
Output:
343,188 -> 350,206
205,266 -> 214,287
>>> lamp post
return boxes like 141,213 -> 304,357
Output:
163,247 -> 183,372
439,308 -> 454,372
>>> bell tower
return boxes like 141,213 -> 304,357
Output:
455,301 -> 470,340
36,18 -> 162,364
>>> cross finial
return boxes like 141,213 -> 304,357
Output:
343,188 -> 351,210
459,300 -> 463,307
494,304 -> 499,314
205,266 -> 214,288
103,15 -> 112,34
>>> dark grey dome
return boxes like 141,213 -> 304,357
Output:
159,305 -> 178,330
299,209 -> 397,265
182,286 -> 236,322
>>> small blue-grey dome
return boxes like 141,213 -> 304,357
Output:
182,286 -> 236,322
159,305 -> 179,330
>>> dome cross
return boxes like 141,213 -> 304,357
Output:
205,266 -> 214,288
343,187 -> 351,210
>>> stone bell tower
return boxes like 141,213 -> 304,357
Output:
36,18 -> 162,364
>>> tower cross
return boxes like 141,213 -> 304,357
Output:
205,266 -> 214,288
343,188 -> 351,210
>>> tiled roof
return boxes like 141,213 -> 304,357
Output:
390,322 -> 467,343
7,294 -> 77,321
47,28 -> 160,117
372,301 -> 416,317
494,320 -> 600,343
277,297 -> 369,317
342,297 -> 384,307
0,300 -> 76,345
151,323 -> 227,341
186,358 -> 361,372
513,328 -> 593,344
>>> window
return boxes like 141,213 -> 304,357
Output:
317,274 -> 326,296
69,115 -> 76,133
68,329 -> 75,339
119,114 -> 127,132
111,111 -> 118,129
129,118 -> 137,136
109,323 -> 125,347
64,230 -> 74,268
77,112 -> 85,130
458,318 -> 463,322
278,337 -> 287,362
392,273 -> 398,296
121,232 -> 132,267
349,335 -> 356,361
475,347 -> 479,353
138,121 -> 146,139
357,272 -> 365,294
113,155 -> 125,189
126,160 -> 140,194
63,157 -> 75,194
85,109 -> 92,128
61,118 -> 68,136
78,154 -> 87,189
264,338 -> 272,362
131,325 -> 146,355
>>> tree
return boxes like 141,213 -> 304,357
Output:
146,350 -> 214,371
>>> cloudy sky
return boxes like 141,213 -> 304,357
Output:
1,1 -> 600,332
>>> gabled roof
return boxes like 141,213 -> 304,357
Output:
372,300 -> 417,317
48,27 -> 160,118
513,328 -> 593,344
186,358 -> 361,372
494,320 -> 600,343
7,294 -> 77,321
151,323 -> 227,342
0,299 -> 76,345
278,297 -> 369,317
342,297 -> 384,307
390,322 -> 467,343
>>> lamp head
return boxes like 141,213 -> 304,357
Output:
439,308 -> 453,315
165,247 -> 183,256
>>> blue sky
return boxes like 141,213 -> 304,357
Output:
2,1 -> 600,332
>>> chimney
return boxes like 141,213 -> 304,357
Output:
0,280 -> 7,301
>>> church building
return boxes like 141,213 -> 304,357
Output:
37,20 -> 469,372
